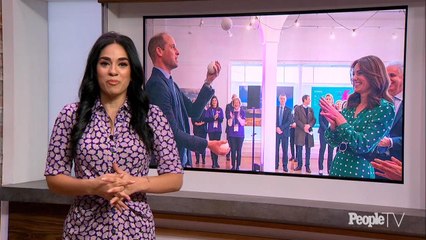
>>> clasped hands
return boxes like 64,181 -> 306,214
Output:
96,163 -> 138,213
377,137 -> 392,147
303,124 -> 311,133
319,98 -> 347,130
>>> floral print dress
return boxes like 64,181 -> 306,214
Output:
45,99 -> 182,239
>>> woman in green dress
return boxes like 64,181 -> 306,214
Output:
319,55 -> 395,179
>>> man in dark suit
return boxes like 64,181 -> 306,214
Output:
275,94 -> 293,172
225,94 -> 238,161
375,62 -> 404,161
146,32 -> 229,168
294,95 -> 316,173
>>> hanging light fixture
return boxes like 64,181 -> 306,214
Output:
221,17 -> 233,31
294,14 -> 300,27
221,17 -> 233,37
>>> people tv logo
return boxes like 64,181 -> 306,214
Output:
348,212 -> 405,228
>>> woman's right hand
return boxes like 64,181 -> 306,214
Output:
319,98 -> 344,130
96,167 -> 135,212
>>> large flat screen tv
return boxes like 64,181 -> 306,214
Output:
143,6 -> 406,183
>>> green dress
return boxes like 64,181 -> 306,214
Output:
325,99 -> 395,179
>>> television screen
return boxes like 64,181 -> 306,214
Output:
143,6 -> 406,183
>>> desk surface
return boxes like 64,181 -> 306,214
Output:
1,180 -> 425,237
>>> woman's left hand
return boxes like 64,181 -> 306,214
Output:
319,98 -> 347,127
102,163 -> 136,210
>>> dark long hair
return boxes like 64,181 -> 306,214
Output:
69,32 -> 154,158
346,55 -> 392,109
210,96 -> 219,108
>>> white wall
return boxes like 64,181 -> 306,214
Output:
48,1 -> 102,133
2,0 -> 101,184
3,0 -> 49,185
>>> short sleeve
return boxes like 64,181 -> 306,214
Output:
44,103 -> 78,176
148,105 -> 183,175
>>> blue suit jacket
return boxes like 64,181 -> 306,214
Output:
370,101 -> 403,162
146,68 -> 214,165
318,108 -> 329,135
276,106 -> 293,137
389,101 -> 403,160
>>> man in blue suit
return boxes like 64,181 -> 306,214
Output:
376,62 -> 404,161
372,62 -> 404,181
146,32 -> 229,168
370,62 -> 404,176
275,94 -> 293,172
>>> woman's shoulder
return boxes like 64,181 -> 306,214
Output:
52,102 -> 79,126
377,99 -> 395,111
57,102 -> 79,116
365,99 -> 394,118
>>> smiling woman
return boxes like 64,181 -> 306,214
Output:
44,31 -> 183,239
321,55 -> 395,179
96,44 -> 131,107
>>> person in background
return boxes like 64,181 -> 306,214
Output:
320,55 -> 395,179
335,100 -> 344,112
228,97 -> 246,170
294,95 -> 316,173
225,94 -> 238,161
191,104 -> 208,165
275,94 -> 293,172
204,96 -> 224,168
146,32 -> 229,168
289,105 -> 298,165
375,62 -> 404,161
44,32 -> 183,239
318,93 -> 335,175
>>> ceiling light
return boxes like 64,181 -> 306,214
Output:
221,17 -> 233,31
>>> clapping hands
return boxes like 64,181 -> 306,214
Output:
319,97 -> 347,130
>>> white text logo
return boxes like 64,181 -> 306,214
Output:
348,212 -> 405,228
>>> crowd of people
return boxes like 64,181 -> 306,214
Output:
190,94 -> 246,171
43,31 -> 403,238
